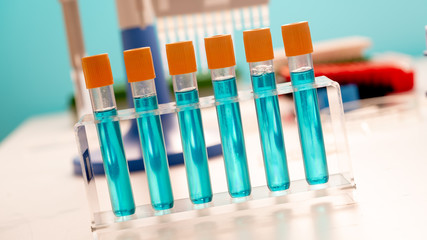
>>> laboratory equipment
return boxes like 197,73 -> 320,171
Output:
243,28 -> 290,191
282,21 -> 329,185
204,34 -> 251,198
73,0 -> 225,176
72,0 -> 273,175
166,41 -> 213,204
123,47 -> 174,210
81,54 -> 135,217
152,0 -> 270,73
59,0 -> 92,117
75,75 -> 355,238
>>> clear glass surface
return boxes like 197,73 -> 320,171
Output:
172,72 -> 198,92
211,66 -> 235,81
89,85 -> 116,112
131,79 -> 156,98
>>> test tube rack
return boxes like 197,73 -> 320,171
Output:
75,76 -> 355,238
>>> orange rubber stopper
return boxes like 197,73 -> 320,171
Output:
166,41 -> 197,75
281,21 -> 313,57
243,28 -> 274,63
123,47 -> 156,82
81,53 -> 114,89
204,34 -> 236,69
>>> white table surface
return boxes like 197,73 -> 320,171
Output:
1,59 -> 427,240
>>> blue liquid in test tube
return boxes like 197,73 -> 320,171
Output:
282,21 -> 329,185
204,35 -> 251,198
213,77 -> 251,197
251,72 -> 290,191
95,109 -> 136,216
82,53 -> 135,217
175,87 -> 213,203
243,28 -> 290,191
290,69 -> 328,184
166,41 -> 213,204
124,47 -> 174,210
134,95 -> 174,210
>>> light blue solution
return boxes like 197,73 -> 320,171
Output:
175,88 -> 213,204
251,72 -> 290,191
134,94 -> 174,210
94,108 -> 135,216
212,77 -> 251,198
290,68 -> 329,185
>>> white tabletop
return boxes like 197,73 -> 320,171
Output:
1,59 -> 427,239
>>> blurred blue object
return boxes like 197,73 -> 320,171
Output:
318,84 -> 360,112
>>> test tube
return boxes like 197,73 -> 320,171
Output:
281,22 -> 329,185
243,28 -> 290,191
204,35 -> 251,198
165,41 -> 213,204
81,54 -> 135,216
123,47 -> 174,210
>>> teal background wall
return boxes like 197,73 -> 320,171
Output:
0,0 -> 426,141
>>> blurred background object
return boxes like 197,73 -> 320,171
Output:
275,37 -> 414,111
59,0 -> 92,118
0,0 -> 426,143
425,25 -> 427,56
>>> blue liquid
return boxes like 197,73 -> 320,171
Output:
290,69 -> 329,185
251,72 -> 290,191
94,108 -> 135,216
213,77 -> 251,198
175,88 -> 213,204
134,95 -> 174,210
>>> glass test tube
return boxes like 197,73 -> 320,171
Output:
282,22 -> 329,185
81,54 -> 135,216
204,35 -> 251,198
166,41 -> 213,204
123,47 -> 174,210
243,28 -> 290,191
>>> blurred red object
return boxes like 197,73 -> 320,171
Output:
279,62 -> 414,98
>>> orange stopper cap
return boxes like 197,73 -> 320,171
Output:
243,28 -> 274,62
123,47 -> 156,82
166,41 -> 197,75
81,54 -> 114,89
204,34 -> 236,69
281,21 -> 313,57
